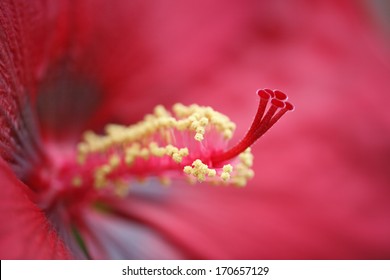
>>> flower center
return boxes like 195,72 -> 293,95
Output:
57,89 -> 293,196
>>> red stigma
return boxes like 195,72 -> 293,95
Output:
211,89 -> 294,165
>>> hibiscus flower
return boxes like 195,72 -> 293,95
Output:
0,0 -> 293,259
1,0 -> 390,260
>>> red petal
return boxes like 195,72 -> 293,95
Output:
78,207 -> 182,259
0,1 -> 94,143
0,159 -> 72,259
0,0 -> 71,100
0,0 -> 70,172
85,0 -> 390,259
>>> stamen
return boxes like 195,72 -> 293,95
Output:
60,89 -> 293,194
211,89 -> 294,165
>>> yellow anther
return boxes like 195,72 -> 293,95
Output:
179,148 -> 189,157
126,144 -> 140,157
193,159 -> 203,167
172,103 -> 188,117
190,120 -> 200,130
100,165 -> 111,174
94,179 -> 106,189
176,119 -> 190,130
195,133 -> 204,141
143,113 -> 154,122
77,142 -> 89,155
105,124 -> 125,135
246,169 -> 255,179
223,129 -> 233,139
158,147 -> 168,157
172,153 -> 182,163
165,145 -> 176,156
93,165 -> 112,188
125,154 -> 135,166
94,170 -> 108,188
188,116 -> 197,122
154,105 -> 171,117
183,159 -> 219,182
239,148 -> 254,166
83,131 -> 99,144
148,142 -> 158,149
197,174 -> 206,182
159,117 -> 175,127
222,164 -> 233,173
183,166 -> 193,174
208,169 -> 217,177
199,117 -> 209,126
220,172 -> 231,181
149,142 -> 165,157
196,126 -> 205,134
139,148 -> 150,160
199,164 -> 208,173
192,112 -> 202,120
109,154 -> 121,168
189,104 -> 198,112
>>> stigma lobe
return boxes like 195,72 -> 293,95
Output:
211,89 -> 294,165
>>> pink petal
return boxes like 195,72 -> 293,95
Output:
0,159 -> 72,259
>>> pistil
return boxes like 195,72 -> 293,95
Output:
211,89 -> 294,165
